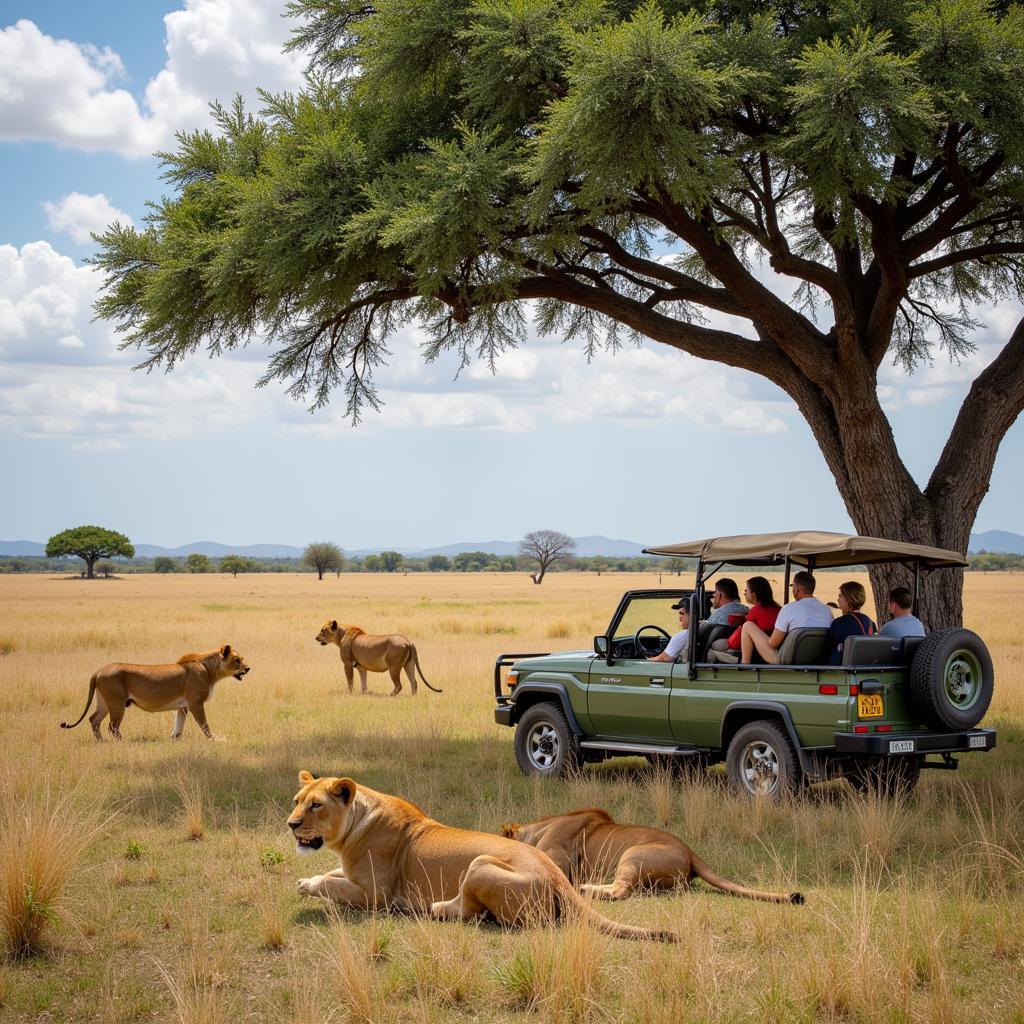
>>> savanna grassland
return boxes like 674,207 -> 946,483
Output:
1,570 -> 1022,1024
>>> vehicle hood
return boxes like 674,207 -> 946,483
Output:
514,651 -> 597,673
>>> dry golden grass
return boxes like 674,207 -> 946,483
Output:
0,569 -> 1021,1022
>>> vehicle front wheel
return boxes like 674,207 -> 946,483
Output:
514,703 -> 581,779
726,720 -> 801,800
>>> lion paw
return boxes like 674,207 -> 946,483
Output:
298,875 -> 324,897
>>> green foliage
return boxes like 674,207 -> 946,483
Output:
427,554 -> 451,571
258,848 -> 285,869
185,553 -> 212,574
124,840 -> 144,861
45,526 -> 134,579
302,541 -> 344,579
218,555 -> 259,577
378,550 -> 404,572
152,556 -> 176,574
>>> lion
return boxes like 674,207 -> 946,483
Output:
60,645 -> 251,741
315,620 -> 441,695
502,809 -> 804,905
288,772 -> 676,941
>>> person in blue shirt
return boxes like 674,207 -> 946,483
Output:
827,581 -> 877,665
879,586 -> 926,639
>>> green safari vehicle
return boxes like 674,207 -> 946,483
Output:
493,532 -> 996,797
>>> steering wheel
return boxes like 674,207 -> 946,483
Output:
633,624 -> 672,657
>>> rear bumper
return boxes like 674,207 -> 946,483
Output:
833,727 -> 996,756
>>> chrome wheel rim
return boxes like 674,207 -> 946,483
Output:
526,722 -> 559,771
740,740 -> 780,796
944,650 -> 982,711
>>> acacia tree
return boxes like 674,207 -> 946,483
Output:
303,541 -> 344,579
93,0 -> 1024,627
45,525 -> 134,579
521,530 -> 576,584
186,552 -> 212,574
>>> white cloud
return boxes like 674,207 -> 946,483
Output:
0,4 -> 306,158
43,192 -> 134,245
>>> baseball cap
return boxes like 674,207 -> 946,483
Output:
670,599 -> 689,610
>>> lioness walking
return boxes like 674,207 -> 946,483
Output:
315,620 -> 441,694
503,809 -> 804,904
289,772 -> 675,941
60,645 -> 250,740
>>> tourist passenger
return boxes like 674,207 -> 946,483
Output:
740,570 -> 833,664
649,603 -> 690,663
826,581 -> 877,665
706,578 -> 748,625
707,576 -> 779,664
879,586 -> 926,639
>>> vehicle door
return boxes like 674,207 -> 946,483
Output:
587,595 -> 681,741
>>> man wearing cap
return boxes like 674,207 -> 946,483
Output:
648,602 -> 690,663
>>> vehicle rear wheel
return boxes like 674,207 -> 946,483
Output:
909,628 -> 994,730
514,703 -> 581,779
726,720 -> 801,800
847,757 -> 921,799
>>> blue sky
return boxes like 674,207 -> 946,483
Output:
1,2 -> 1021,550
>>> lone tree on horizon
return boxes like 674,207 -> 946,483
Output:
45,525 -> 134,579
303,541 -> 344,580
521,530 -> 576,584
92,0 -> 1024,626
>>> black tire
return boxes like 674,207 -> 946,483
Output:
847,757 -> 921,799
726,720 -> 802,800
514,703 -> 581,779
909,628 -> 994,730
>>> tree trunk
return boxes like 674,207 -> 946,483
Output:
798,382 -> 973,631
84,555 -> 97,579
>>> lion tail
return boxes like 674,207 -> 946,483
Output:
690,851 -> 804,905
61,674 -> 97,730
560,876 -> 677,942
412,645 -> 442,694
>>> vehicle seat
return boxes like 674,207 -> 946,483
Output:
901,636 -> 925,663
776,628 -> 830,665
842,636 -> 901,666
695,622 -> 733,660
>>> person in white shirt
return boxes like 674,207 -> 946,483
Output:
649,604 -> 689,663
740,570 -> 833,664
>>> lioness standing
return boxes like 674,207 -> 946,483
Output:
60,645 -> 250,740
503,809 -> 804,904
289,772 -> 675,941
315,620 -> 441,695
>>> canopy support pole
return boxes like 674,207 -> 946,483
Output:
783,558 -> 791,604
912,559 -> 921,617
688,558 -> 704,679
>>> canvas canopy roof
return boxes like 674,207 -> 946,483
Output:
643,531 -> 967,569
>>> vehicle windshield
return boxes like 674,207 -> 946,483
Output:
614,595 -> 686,640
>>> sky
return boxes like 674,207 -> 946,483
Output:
1,1 -> 1022,551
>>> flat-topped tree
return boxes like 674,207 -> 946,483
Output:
46,526 -> 134,579
92,0 -> 1024,627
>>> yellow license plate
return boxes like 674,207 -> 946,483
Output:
857,694 -> 884,719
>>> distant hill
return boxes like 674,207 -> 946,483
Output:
0,540 -> 45,556
969,530 -> 1024,555
133,542 -> 305,558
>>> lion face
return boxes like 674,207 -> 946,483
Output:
217,644 -> 251,680
316,620 -> 342,646
288,770 -> 356,854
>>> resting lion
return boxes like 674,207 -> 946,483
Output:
502,809 -> 804,905
315,619 -> 441,695
60,645 -> 250,741
289,772 -> 675,941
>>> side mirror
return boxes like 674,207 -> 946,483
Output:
593,635 -> 609,660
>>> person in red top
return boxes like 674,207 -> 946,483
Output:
706,577 -> 780,664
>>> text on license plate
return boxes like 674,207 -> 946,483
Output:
889,739 -> 915,753
857,694 -> 884,718
969,735 -> 987,749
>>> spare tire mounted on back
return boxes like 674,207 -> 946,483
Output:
909,628 -> 994,731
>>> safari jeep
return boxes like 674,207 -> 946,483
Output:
494,532 -> 996,798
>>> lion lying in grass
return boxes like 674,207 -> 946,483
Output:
502,809 -> 804,904
60,645 -> 250,740
288,772 -> 676,941
315,619 -> 441,694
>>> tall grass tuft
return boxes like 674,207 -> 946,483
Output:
154,956 -> 234,1024
173,770 -> 208,842
321,913 -> 375,1024
0,777 -> 106,957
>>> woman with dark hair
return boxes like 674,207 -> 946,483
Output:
827,580 -> 876,665
707,576 -> 780,664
